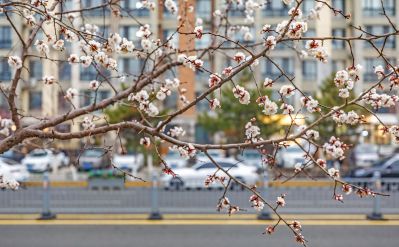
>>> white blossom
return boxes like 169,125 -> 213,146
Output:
65,88 -> 78,100
8,56 -> 23,69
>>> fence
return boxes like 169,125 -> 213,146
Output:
0,177 -> 398,216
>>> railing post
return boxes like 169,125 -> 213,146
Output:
38,172 -> 56,220
258,173 -> 272,220
148,172 -> 163,220
367,171 -> 383,220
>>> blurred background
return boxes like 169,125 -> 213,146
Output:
1,0 -> 399,246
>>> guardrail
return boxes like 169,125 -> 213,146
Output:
1,175 -> 398,218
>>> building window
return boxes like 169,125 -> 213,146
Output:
365,25 -> 395,48
302,0 -> 315,12
120,0 -> 149,16
163,29 -> 179,48
118,58 -> 145,78
59,62 -> 71,81
81,0 -> 110,16
363,0 -> 395,16
332,0 -> 345,13
98,25 -> 109,38
263,0 -> 290,16
195,28 -> 211,49
332,29 -> 346,49
80,64 -> 110,81
29,91 -> 42,110
364,58 -> 395,82
163,1 -> 178,18
164,91 -> 178,111
263,57 -> 294,80
195,60 -> 210,85
302,61 -> 317,80
29,60 -> 43,80
196,0 -> 211,19
0,59 -> 12,81
332,60 -> 346,73
0,26 -> 12,49
80,90 -> 110,107
227,2 -> 246,17
58,92 -> 70,111
119,26 -> 140,46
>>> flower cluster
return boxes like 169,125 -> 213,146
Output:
65,88 -> 78,101
323,136 -> 348,160
304,40 -> 328,63
7,56 -> 23,69
0,118 -> 14,137
208,74 -> 222,88
328,167 -> 340,179
128,90 -> 159,117
232,85 -> 251,105
216,196 -> 240,215
0,173 -> 19,190
168,126 -> 186,138
362,89 -> 398,109
82,117 -> 95,130
249,194 -> 264,211
178,54 -> 204,71
170,144 -> 196,159
204,174 -> 226,187
276,19 -> 307,39
276,194 -> 286,207
281,103 -> 294,115
43,76 -> 56,85
332,109 -> 363,125
279,85 -> 295,98
245,121 -> 262,143
300,96 -> 319,113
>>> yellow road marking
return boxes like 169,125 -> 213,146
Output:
0,219 -> 398,226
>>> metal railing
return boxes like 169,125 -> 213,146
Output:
0,176 -> 398,218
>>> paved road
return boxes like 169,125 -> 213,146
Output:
0,225 -> 397,247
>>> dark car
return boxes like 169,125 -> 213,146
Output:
0,150 -> 25,162
78,148 -> 111,171
350,154 -> 399,178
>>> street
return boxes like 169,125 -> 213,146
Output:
0,225 -> 397,247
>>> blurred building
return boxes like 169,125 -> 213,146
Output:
0,0 -> 398,149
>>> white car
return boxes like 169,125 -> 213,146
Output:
112,153 -> 144,176
22,149 -> 69,172
236,149 -> 263,168
276,143 -> 315,168
0,158 -> 30,182
161,158 -> 259,190
163,150 -> 188,169
195,150 -> 225,163
351,144 -> 379,167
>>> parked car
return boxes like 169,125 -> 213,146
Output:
350,144 -> 379,167
0,158 -> 30,182
161,158 -> 259,190
112,152 -> 144,176
350,154 -> 399,178
78,148 -> 110,171
236,149 -> 263,168
163,150 -> 187,169
22,149 -> 69,172
0,150 -> 24,162
276,146 -> 305,168
196,150 -> 225,162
